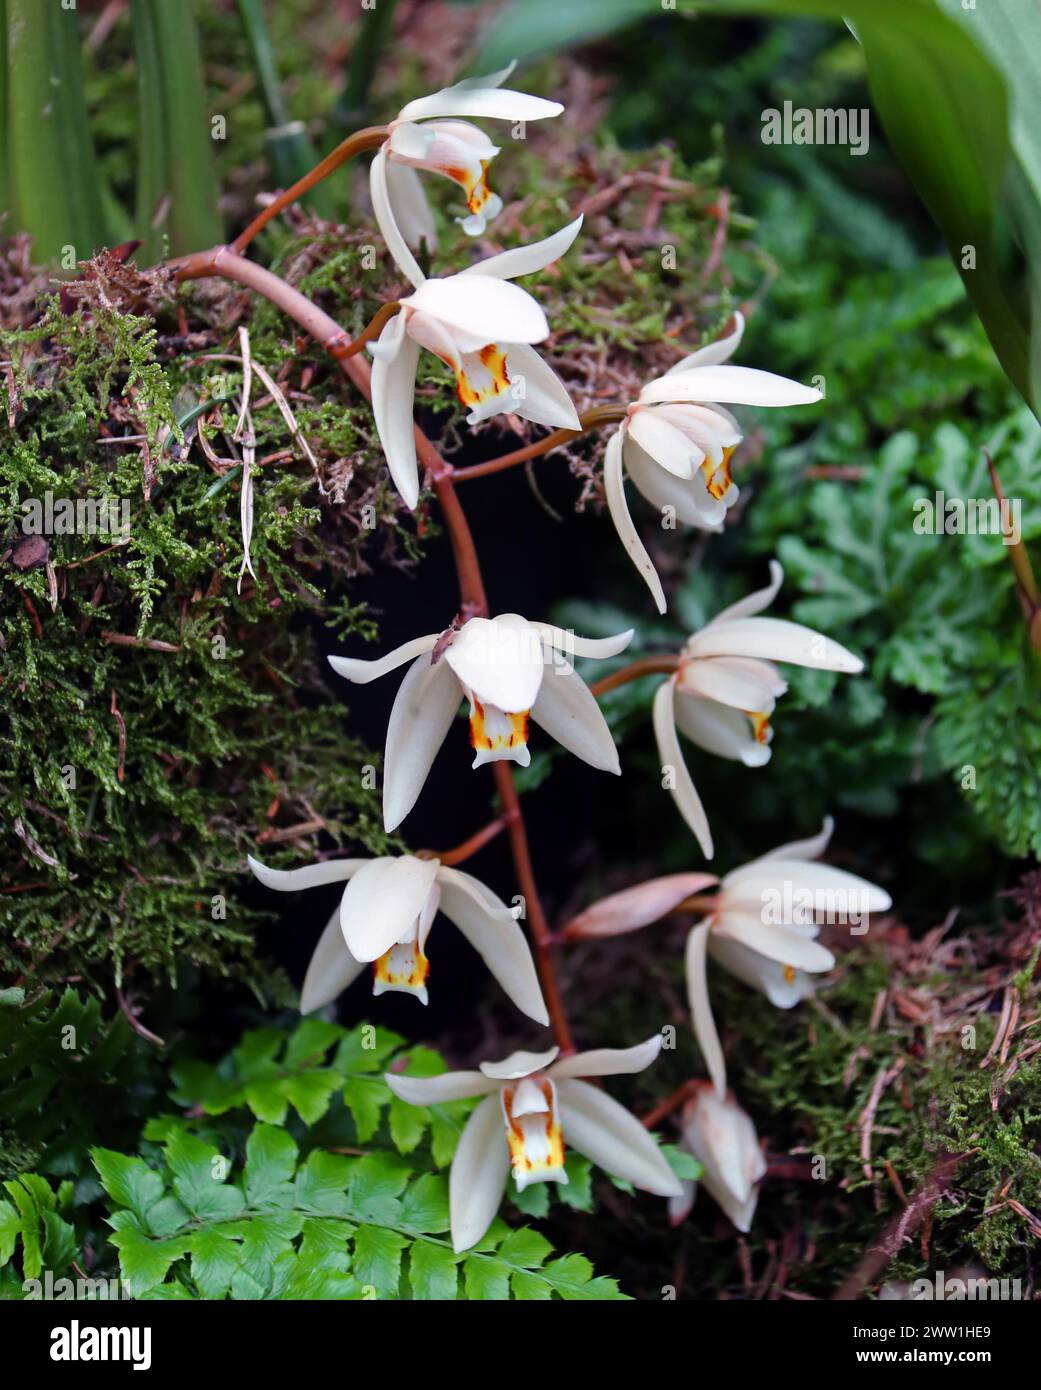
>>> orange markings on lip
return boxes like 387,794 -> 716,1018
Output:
374,941 -> 430,990
456,345 -> 511,409
441,159 -> 494,213
747,710 -> 771,744
502,1080 -> 565,1177
701,443 -> 737,501
783,964 -> 796,985
468,697 -> 529,751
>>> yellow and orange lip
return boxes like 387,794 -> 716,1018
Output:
469,696 -> 529,755
502,1080 -> 566,1185
747,710 -> 772,745
455,345 -> 511,412
700,443 -> 737,501
373,940 -> 430,993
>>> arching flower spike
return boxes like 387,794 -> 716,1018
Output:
248,853 -> 548,1025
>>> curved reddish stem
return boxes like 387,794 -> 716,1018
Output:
168,243 -> 568,1045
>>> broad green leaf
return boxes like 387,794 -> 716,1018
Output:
165,1131 -> 244,1221
294,1151 -> 353,1217
107,1212 -> 190,1296
347,1153 -> 412,1225
244,1124 -> 299,1208
188,1226 -> 240,1299
408,1241 -> 461,1300
342,1075 -> 387,1142
285,1069 -> 342,1125
498,1227 -> 553,1269
90,1149 -> 164,1222
511,1269 -> 554,1299
388,1093 -> 428,1154
352,1225 -> 408,1297
399,1174 -> 450,1234
0,1200 -> 20,1266
463,1253 -> 511,1300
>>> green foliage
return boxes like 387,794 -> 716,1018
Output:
0,1009 -> 629,1300
1,268 -> 402,993
0,987 -> 157,1184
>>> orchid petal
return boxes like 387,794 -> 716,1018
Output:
382,157 -> 438,251
687,616 -> 864,672
652,678 -> 713,858
623,434 -> 724,530
383,655 -> 463,832
339,855 -> 441,961
530,656 -> 621,774
555,1079 -> 682,1196
715,912 -> 836,972
723,859 -> 892,915
397,87 -> 563,126
300,905 -> 367,1013
386,1070 -> 498,1105
640,364 -> 823,408
328,632 -> 439,685
461,216 -> 583,281
499,343 -> 581,429
550,1034 -> 665,1080
626,410 -> 699,479
436,866 -> 549,1025
247,854 -> 368,892
531,621 -> 634,660
448,1093 -> 512,1253
566,873 -> 719,940
480,1048 -> 559,1081
369,311 -> 423,508
369,147 -> 426,290
678,655 -> 785,713
686,921 -> 727,1098
665,312 -> 745,374
672,691 -> 772,769
403,274 -> 549,344
749,816 -> 835,866
603,427 -> 667,613
707,559 -> 784,627
444,613 -> 545,713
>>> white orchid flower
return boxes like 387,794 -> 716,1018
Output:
566,817 -> 891,1097
375,61 -> 563,258
653,559 -> 864,857
668,1083 -> 766,1234
329,612 -> 632,831
604,314 -> 823,612
386,1034 -> 682,1251
247,852 -> 548,1025
367,218 -> 583,508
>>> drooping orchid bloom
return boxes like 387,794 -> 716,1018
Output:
385,1036 -> 682,1251
567,817 -> 891,1097
667,1083 -> 766,1234
367,219 -> 583,508
373,62 -> 564,262
653,560 -> 863,857
329,613 -> 632,831
248,853 -> 548,1025
604,313 -> 823,612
